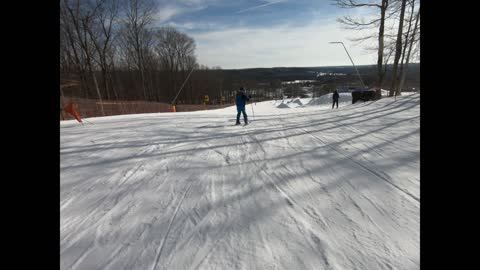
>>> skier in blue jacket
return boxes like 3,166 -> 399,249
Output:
235,87 -> 251,125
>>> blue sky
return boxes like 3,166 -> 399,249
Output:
153,0 -> 379,69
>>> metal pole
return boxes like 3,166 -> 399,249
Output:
83,119 -> 95,125
171,67 -> 195,106
329,42 -> 365,89
250,94 -> 255,122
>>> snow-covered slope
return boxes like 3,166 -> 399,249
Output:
61,93 -> 420,270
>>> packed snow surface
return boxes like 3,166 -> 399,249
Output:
61,93 -> 420,270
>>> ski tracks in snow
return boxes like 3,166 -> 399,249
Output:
61,94 -> 419,270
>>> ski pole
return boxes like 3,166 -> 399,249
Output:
83,119 -> 94,125
251,102 -> 255,122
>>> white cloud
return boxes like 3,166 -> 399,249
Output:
236,0 -> 287,14
167,21 -> 195,30
153,1 -> 212,23
178,0 -> 203,4
173,21 -> 226,31
154,6 -> 182,23
190,18 -> 378,69
176,0 -> 210,9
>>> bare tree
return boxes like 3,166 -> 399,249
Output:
121,0 -> 157,101
61,2 -> 91,98
389,0 -> 407,97
154,26 -> 197,102
60,0 -> 230,115
398,2 -> 420,94
84,0 -> 122,101
334,0 -> 392,99
399,0 -> 415,71
62,0 -> 106,116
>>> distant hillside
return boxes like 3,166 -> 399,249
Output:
220,63 -> 420,86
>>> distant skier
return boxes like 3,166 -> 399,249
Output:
332,90 -> 339,109
235,87 -> 251,125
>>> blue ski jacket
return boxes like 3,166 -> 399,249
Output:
236,92 -> 250,108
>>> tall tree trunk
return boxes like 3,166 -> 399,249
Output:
101,66 -> 111,100
389,0 -> 407,97
398,6 -> 420,94
397,0 -> 415,95
376,0 -> 389,99
63,0 -> 105,114
88,62 -> 105,116
61,8 -> 89,98
83,31 -> 105,116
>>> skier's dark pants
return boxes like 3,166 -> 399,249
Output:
332,100 -> 338,109
236,107 -> 248,124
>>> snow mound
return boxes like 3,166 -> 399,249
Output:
292,98 -> 303,105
